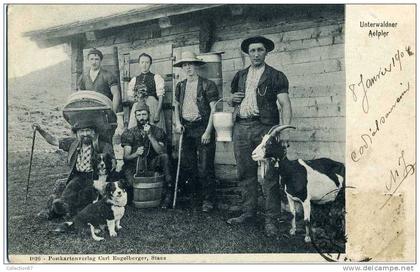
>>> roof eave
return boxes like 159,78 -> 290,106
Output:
23,4 -> 225,46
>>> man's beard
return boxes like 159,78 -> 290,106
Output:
81,135 -> 93,145
137,119 -> 148,128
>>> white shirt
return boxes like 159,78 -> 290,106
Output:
239,65 -> 265,118
127,73 -> 166,101
182,79 -> 201,122
89,69 -> 100,82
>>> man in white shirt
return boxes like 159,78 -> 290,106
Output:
227,36 -> 293,237
173,51 -> 219,212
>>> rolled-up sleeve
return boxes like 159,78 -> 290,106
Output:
77,74 -> 85,90
230,72 -> 240,94
58,137 -> 75,152
206,80 -> 219,103
174,82 -> 181,104
121,130 -> 133,147
154,74 -> 166,97
106,71 -> 119,88
274,71 -> 289,94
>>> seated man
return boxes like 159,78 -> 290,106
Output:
33,121 -> 115,219
121,102 -> 172,208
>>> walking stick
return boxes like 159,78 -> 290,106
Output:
25,128 -> 37,203
172,129 -> 184,209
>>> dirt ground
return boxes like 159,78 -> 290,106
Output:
6,68 -> 332,256
7,150 -> 319,255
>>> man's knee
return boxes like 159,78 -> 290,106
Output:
52,198 -> 69,216
157,153 -> 169,160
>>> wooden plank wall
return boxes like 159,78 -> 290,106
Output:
212,5 -> 345,166
73,5 -> 345,181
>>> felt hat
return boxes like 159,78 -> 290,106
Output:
87,48 -> 104,60
133,101 -> 150,113
72,119 -> 98,131
241,36 -> 275,54
173,51 -> 206,67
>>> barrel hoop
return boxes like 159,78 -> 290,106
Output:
133,182 -> 163,189
133,200 -> 161,208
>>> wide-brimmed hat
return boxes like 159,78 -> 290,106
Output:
87,48 -> 104,60
241,36 -> 275,54
173,51 -> 206,67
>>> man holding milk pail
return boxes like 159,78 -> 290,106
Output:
226,36 -> 293,237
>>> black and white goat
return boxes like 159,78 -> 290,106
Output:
252,125 -> 345,243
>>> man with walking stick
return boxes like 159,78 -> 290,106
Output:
173,51 -> 219,212
34,120 -> 115,220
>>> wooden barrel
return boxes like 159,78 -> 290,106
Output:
132,171 -> 164,208
63,91 -> 117,137
198,52 -> 224,110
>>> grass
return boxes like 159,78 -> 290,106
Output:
7,150 -> 320,255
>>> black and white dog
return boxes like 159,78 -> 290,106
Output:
92,153 -> 117,197
56,180 -> 128,241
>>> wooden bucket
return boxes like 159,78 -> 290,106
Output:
132,157 -> 164,208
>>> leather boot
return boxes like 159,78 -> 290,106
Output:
227,212 -> 256,225
265,218 -> 278,237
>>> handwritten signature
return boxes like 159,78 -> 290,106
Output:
380,150 -> 416,210
351,82 -> 410,162
348,46 -> 414,114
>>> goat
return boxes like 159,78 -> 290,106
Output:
252,125 -> 345,243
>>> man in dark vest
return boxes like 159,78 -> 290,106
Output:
226,36 -> 293,237
33,121 -> 115,220
121,102 -> 172,208
77,48 -> 121,113
173,51 -> 219,212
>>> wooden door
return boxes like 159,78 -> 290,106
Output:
118,43 -> 174,155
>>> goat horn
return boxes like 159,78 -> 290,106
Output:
269,125 -> 296,136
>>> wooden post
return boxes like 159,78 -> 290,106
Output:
121,53 -> 131,129
70,37 -> 85,91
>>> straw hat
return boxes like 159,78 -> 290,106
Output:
173,51 -> 206,67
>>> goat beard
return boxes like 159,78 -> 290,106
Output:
260,160 -> 268,179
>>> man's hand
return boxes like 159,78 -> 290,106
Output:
32,123 -> 41,132
175,123 -> 184,134
153,114 -> 160,123
201,131 -> 211,144
143,124 -> 151,135
135,147 -> 145,157
231,92 -> 245,103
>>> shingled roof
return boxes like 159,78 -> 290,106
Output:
23,4 -> 224,47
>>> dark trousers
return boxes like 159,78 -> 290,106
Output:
180,121 -> 216,204
48,172 -> 96,217
233,119 -> 282,219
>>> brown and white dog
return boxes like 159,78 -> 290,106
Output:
56,180 -> 128,241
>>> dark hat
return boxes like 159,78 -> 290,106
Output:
241,36 -> 275,54
133,101 -> 150,113
72,119 -> 98,131
87,48 -> 103,60
173,51 -> 206,67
